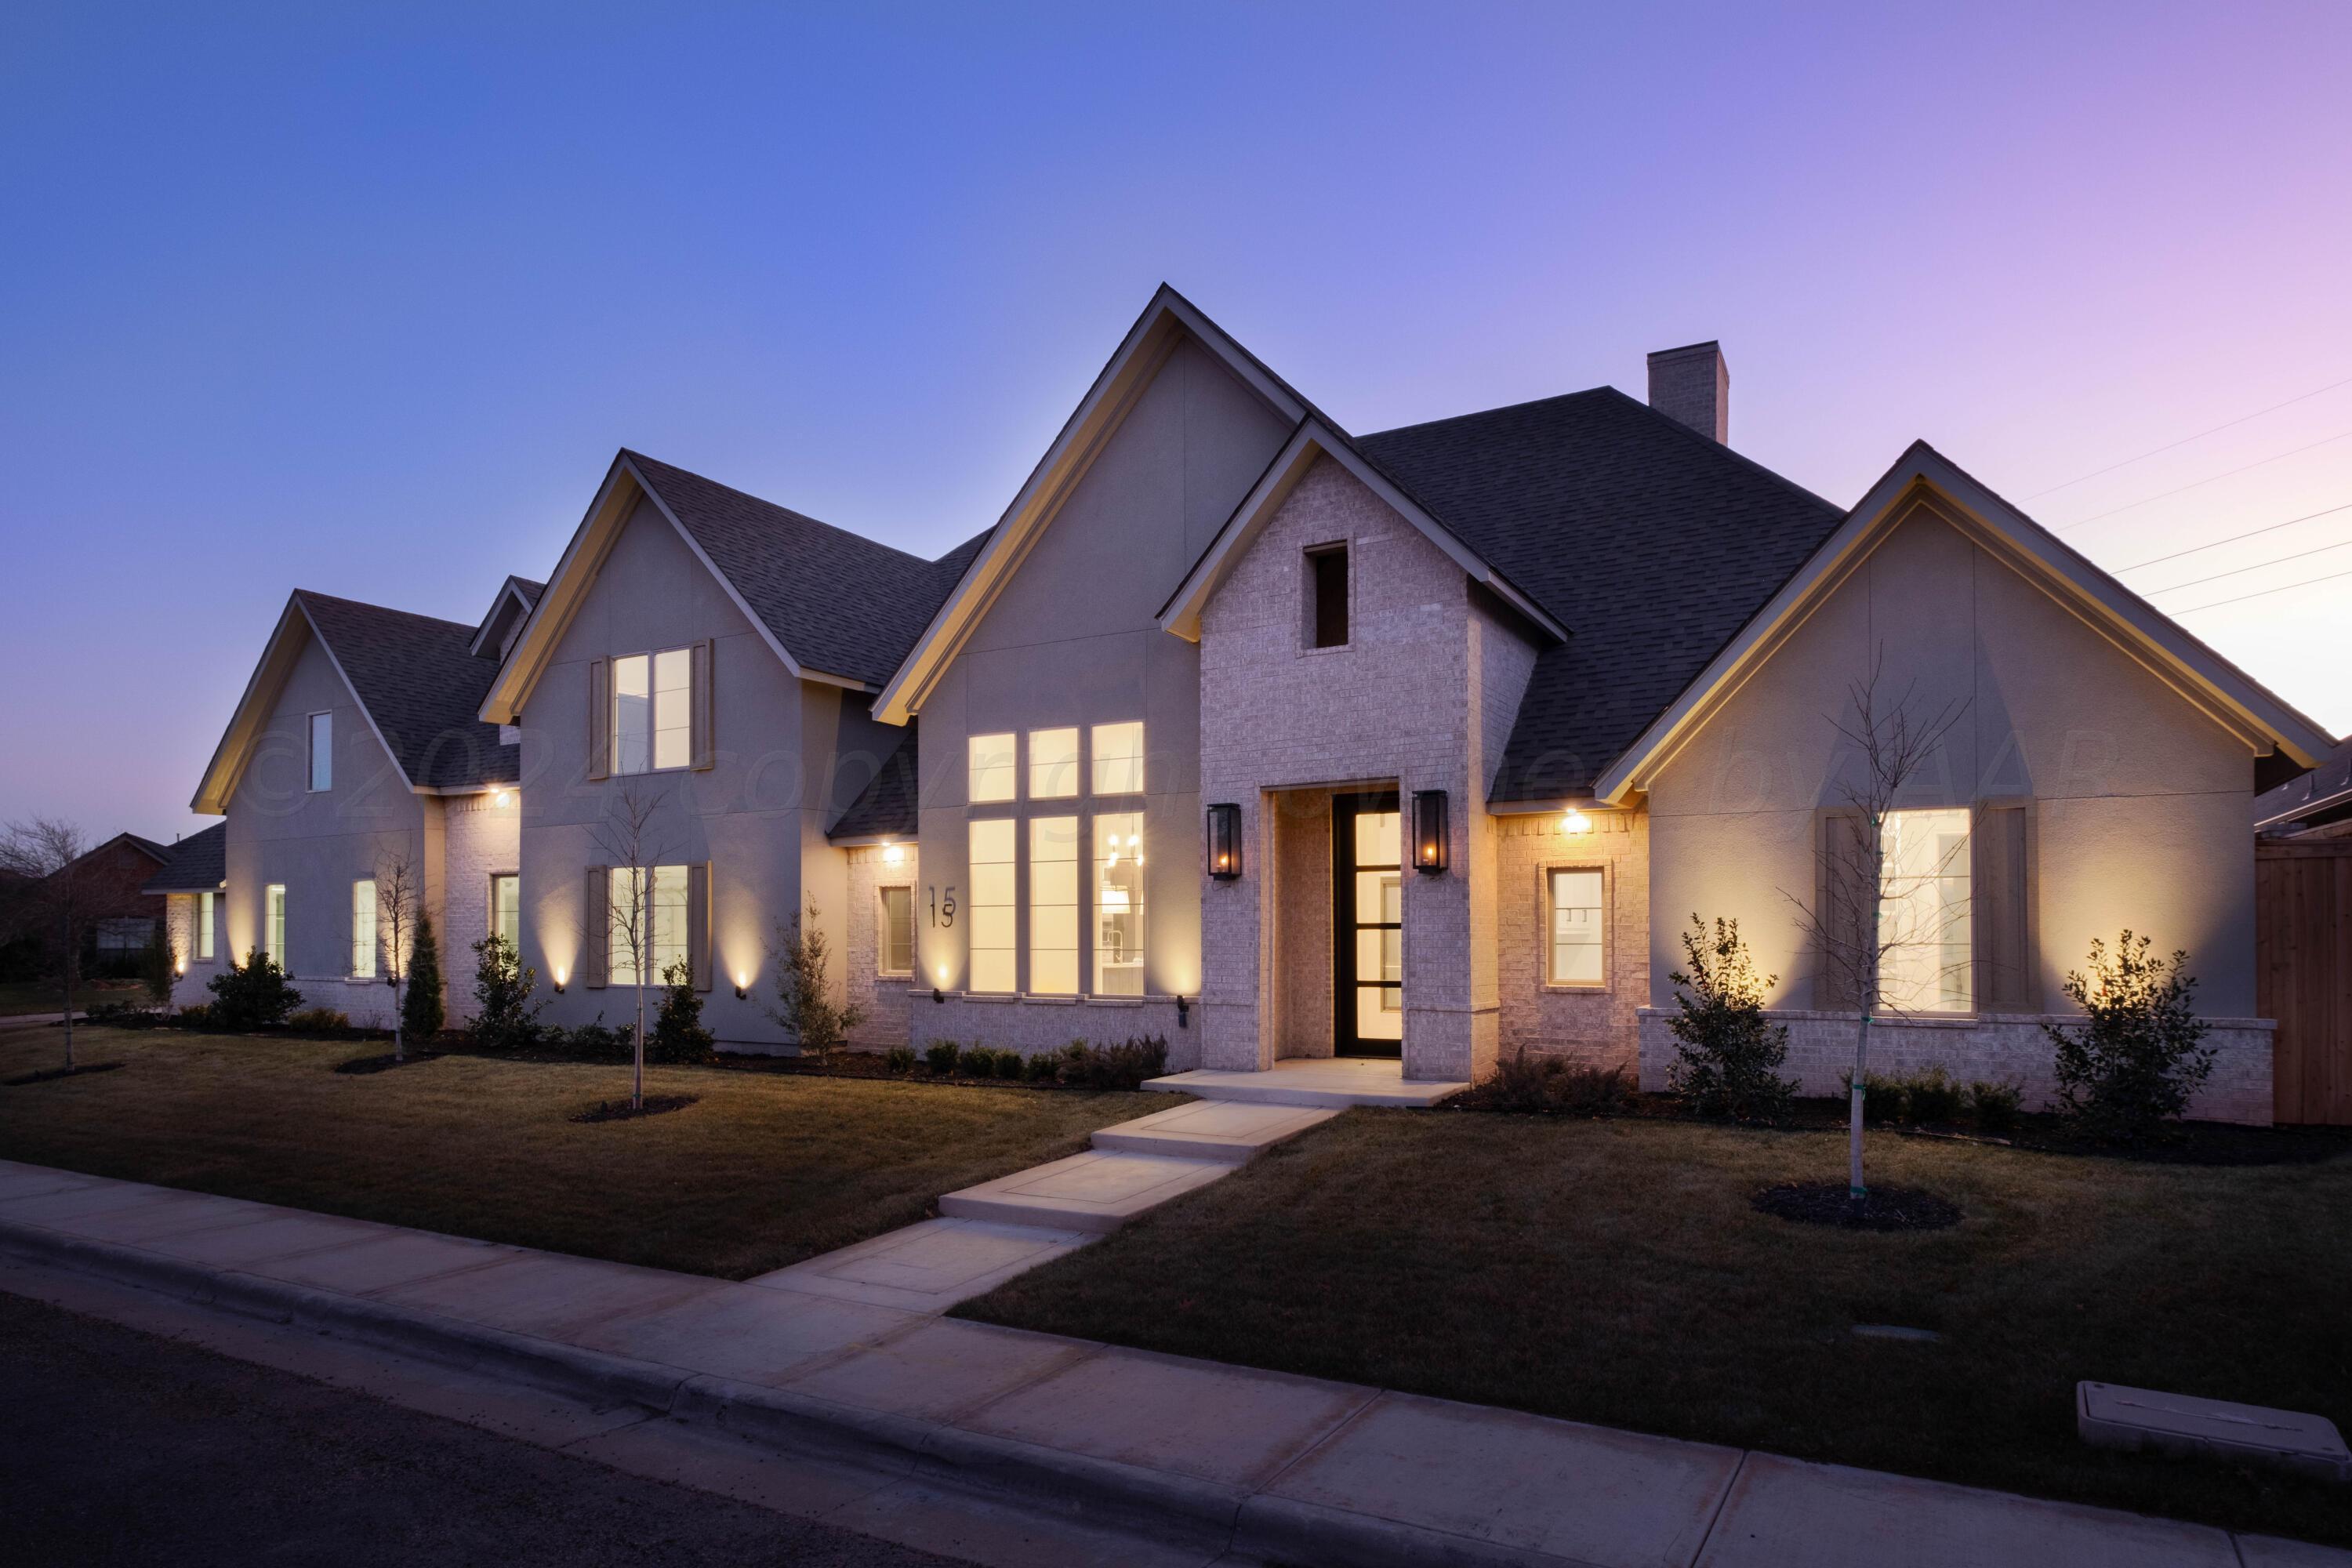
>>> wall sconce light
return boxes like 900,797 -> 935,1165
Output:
881,840 -> 904,867
1557,808 -> 1591,835
1411,789 -> 1449,874
1206,803 -> 1242,880
494,789 -> 512,808
1175,995 -> 1190,1029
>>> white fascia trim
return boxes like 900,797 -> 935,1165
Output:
466,579 -> 535,658
192,598 -> 305,813
871,287 -> 1314,725
1158,422 -> 1569,644
1592,445 -> 2337,805
479,460 -> 636,725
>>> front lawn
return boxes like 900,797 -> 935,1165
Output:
0,979 -> 144,1018
0,1027 -> 1162,1279
956,1107 -> 2352,1544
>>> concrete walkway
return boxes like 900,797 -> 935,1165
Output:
1,1157 -> 2339,1568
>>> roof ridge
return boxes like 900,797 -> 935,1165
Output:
622,448 -> 938,572
1360,385 -> 1617,441
292,588 -> 480,636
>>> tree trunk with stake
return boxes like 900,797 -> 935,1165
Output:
588,785 -> 669,1113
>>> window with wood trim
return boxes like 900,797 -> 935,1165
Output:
608,865 -> 689,986
1546,868 -> 1606,985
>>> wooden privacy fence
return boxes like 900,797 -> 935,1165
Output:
2257,837 -> 2352,1125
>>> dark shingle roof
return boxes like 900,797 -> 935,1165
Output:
140,823 -> 226,893
1355,389 -> 1846,800
2256,736 -> 2352,834
829,724 -> 921,840
625,451 -> 982,688
296,590 -> 520,789
513,577 -> 544,608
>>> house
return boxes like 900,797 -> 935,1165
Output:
2256,736 -> 2352,839
167,287 -> 2335,1122
2,831 -> 176,978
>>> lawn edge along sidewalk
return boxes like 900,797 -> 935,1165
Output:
1,1161 -> 2337,1568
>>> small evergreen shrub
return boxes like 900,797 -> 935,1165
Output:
1969,1079 -> 2023,1136
2045,932 -> 2215,1144
141,932 -> 176,1011
1479,1051 -> 1632,1114
993,1047 -> 1026,1080
1841,1071 -> 1907,1124
766,897 -> 864,1060
176,1004 -> 216,1029
924,1039 -> 960,1076
1024,1051 -> 1059,1083
648,960 -> 715,1064
1055,1036 -> 1168,1090
401,913 -> 445,1041
1903,1066 -> 1966,1125
962,1046 -> 999,1078
469,933 -> 546,1052
1664,916 -> 1795,1122
207,950 -> 303,1029
884,1045 -> 916,1075
557,1019 -> 630,1059
285,1007 -> 353,1031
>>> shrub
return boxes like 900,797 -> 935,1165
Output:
1840,1071 -> 1906,1123
1903,1066 -> 1966,1125
1663,915 -> 1795,1122
1024,1051 -> 1059,1083
2045,932 -> 2215,1144
1056,1036 -> 1169,1091
1969,1079 -> 2023,1136
994,1047 -> 1026,1080
141,932 -> 176,1011
557,1019 -> 630,1060
1480,1051 -> 1632,1115
207,950 -> 303,1029
884,1045 -> 916,1075
401,913 -> 445,1042
961,1046 -> 998,1078
469,932 -> 546,1052
924,1039 -> 960,1076
285,1007 -> 353,1031
648,960 -> 715,1063
176,1004 -> 216,1029
766,897 -> 864,1060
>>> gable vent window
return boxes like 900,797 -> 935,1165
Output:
1307,545 -> 1348,649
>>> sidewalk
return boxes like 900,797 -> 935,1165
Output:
0,1156 -> 2339,1568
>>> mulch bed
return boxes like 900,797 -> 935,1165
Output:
569,1094 -> 699,1123
3,1062 -> 128,1087
1752,1181 -> 1962,1232
332,1051 -> 444,1076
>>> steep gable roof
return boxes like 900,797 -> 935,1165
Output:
140,823 -> 227,894
1353,389 -> 1847,800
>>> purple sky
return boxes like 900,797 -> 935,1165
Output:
5,2 -> 2348,842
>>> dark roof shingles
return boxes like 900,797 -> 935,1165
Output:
140,823 -> 226,893
296,591 -> 520,789
829,723 -> 920,840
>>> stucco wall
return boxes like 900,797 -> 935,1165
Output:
1496,807 -> 1650,1073
1646,497 -> 2263,1020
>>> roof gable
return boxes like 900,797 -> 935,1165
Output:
1592,441 -> 2337,804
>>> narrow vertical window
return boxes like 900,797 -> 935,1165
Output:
1093,812 -> 1145,996
265,884 -> 286,968
1880,808 -> 1973,1012
1308,545 -> 1348,648
352,880 -> 378,978
1547,869 -> 1604,985
879,886 -> 914,975
1029,817 -> 1080,994
652,648 -> 691,770
968,819 -> 1016,992
1091,721 -> 1145,794
197,890 -> 216,960
308,712 -> 332,791
968,733 -> 1016,804
1029,728 -> 1079,799
612,654 -> 652,775
491,874 -> 520,949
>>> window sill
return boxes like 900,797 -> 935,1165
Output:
1022,993 -> 1082,1005
877,970 -> 913,982
1297,642 -> 1353,658
1083,995 -> 1146,1007
1541,982 -> 1610,996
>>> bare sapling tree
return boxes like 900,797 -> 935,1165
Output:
589,783 -> 670,1110
1785,652 -> 1968,1205
375,849 -> 423,1062
2,818 -> 92,1073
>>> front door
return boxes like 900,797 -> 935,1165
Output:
1333,793 -> 1402,1058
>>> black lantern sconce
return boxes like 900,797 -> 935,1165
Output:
1206,803 -> 1243,880
1411,789 -> 1449,874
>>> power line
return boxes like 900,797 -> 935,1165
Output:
2143,535 -> 2352,596
2023,373 -> 2352,500
2172,564 -> 2352,615
2051,427 -> 2352,532
2112,499 -> 2352,572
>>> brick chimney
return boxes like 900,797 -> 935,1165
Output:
1646,340 -> 1729,444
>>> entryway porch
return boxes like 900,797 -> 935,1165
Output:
1143,1056 -> 1468,1109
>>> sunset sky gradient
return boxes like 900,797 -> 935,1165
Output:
4,2 -> 2348,839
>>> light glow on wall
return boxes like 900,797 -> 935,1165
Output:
494,789 -> 513,808
881,840 -> 904,866
1557,809 -> 1591,835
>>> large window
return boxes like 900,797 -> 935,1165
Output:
1879,808 -> 1972,1012
968,734 -> 1016,804
1546,869 -> 1605,985
968,818 -> 1016,992
265,884 -> 286,967
1029,728 -> 1079,799
1091,721 -> 1145,794
613,649 -> 692,775
608,865 -> 688,986
196,890 -> 216,961
490,874 -> 519,950
1094,813 -> 1145,996
351,880 -> 377,978
878,886 -> 914,976
95,916 -> 154,954
307,712 -> 332,792
1029,817 -> 1079,994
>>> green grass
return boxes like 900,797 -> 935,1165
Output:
956,1107 -> 2352,1544
0,979 -> 144,1018
0,1026 -> 1162,1279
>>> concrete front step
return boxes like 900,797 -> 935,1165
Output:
937,1149 -> 1231,1234
1091,1099 -> 1340,1163
1143,1058 -> 1469,1109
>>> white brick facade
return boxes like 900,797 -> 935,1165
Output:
1496,808 -> 1650,1073
439,791 -> 521,1025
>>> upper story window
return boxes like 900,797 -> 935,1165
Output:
614,648 -> 692,775
1091,721 -> 1145,794
969,733 -> 1016,804
1029,728 -> 1080,799
1307,544 -> 1348,648
307,713 -> 332,791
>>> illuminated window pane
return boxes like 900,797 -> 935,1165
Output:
608,865 -> 688,986
968,734 -> 1016,804
197,891 -> 216,960
652,648 -> 691,770
1029,817 -> 1079,994
1879,808 -> 1972,1012
351,880 -> 377,978
1548,869 -> 1603,985
1091,721 -> 1144,795
491,875 -> 519,949
1029,727 -> 1079,799
1094,812 -> 1145,996
265,884 -> 286,968
969,818 -> 1016,992
613,654 -> 652,775
880,886 -> 914,975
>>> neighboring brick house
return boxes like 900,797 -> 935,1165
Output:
5,831 -> 175,976
171,285 -> 2335,1120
